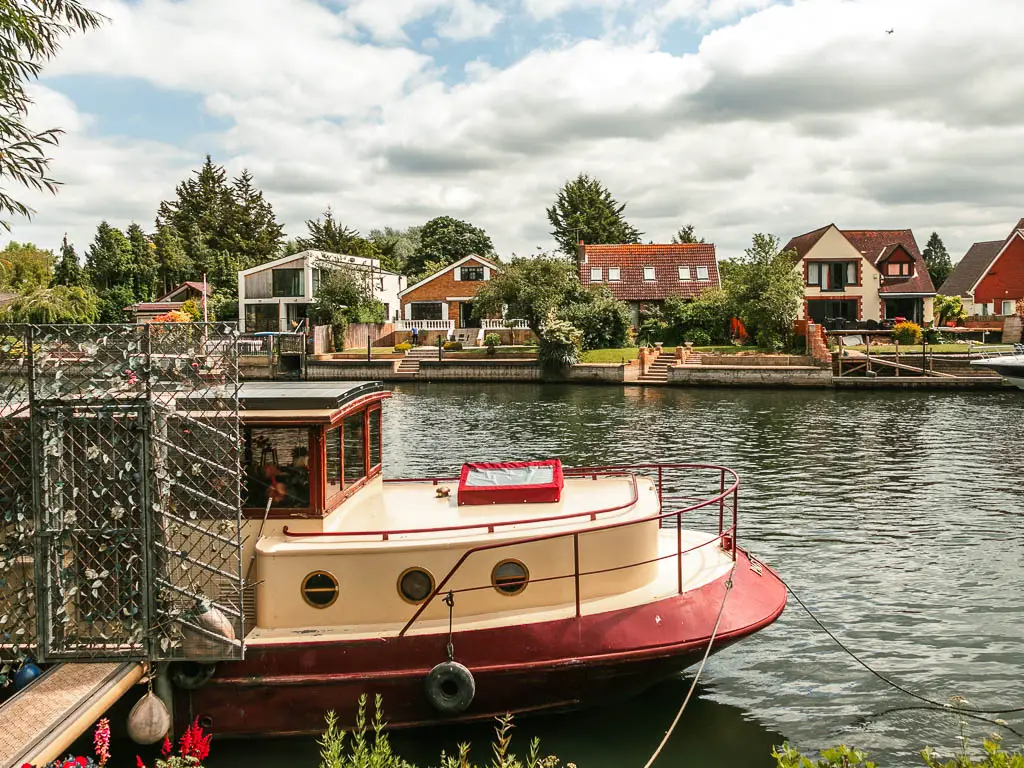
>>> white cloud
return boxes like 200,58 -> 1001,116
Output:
6,0 -> 1024,266
521,0 -> 633,22
343,0 -> 502,41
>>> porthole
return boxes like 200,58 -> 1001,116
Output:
491,559 -> 529,596
301,570 -> 339,608
398,567 -> 435,604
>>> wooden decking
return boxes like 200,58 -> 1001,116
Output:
0,662 -> 144,768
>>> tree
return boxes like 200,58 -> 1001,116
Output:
671,224 -> 704,244
85,221 -> 133,291
664,288 -> 733,344
560,285 -> 632,350
95,284 -> 135,323
922,232 -> 953,289
309,266 -> 384,347
409,216 -> 493,281
0,1 -> 103,229
127,222 -> 157,300
725,233 -> 804,349
297,207 -> 376,259
52,235 -> 84,287
546,173 -> 641,258
537,313 -> 582,374
2,285 -> 100,323
229,169 -> 284,266
933,294 -> 967,326
0,241 -> 52,289
153,224 -> 189,296
156,156 -> 235,255
369,225 -> 421,274
472,254 -> 579,337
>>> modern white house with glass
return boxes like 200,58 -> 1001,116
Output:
237,250 -> 406,333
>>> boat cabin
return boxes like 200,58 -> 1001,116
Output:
234,382 -> 389,519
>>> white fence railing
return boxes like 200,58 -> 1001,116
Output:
395,320 -> 454,331
481,319 -> 529,330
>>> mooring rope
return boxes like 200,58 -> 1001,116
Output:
780,575 -> 1024,717
641,564 -> 736,768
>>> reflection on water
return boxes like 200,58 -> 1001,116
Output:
215,384 -> 1024,768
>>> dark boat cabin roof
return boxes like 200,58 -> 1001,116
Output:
201,381 -> 390,519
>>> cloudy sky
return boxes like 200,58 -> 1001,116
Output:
5,0 -> 1024,262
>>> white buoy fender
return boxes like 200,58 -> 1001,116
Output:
196,601 -> 236,641
127,690 -> 171,745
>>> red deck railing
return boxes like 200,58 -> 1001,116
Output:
393,464 -> 739,637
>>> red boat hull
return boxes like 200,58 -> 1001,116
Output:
176,549 -> 785,736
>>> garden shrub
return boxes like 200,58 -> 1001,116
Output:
394,343 -> 411,352
892,321 -> 923,345
664,289 -> 732,345
538,314 -> 581,373
443,341 -> 463,351
684,329 -> 712,347
484,333 -> 501,349
560,285 -> 632,350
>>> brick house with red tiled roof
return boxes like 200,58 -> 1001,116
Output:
784,224 -> 935,327
577,243 -> 721,327
126,280 -> 211,323
940,218 -> 1024,317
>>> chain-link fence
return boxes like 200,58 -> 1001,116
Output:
0,323 -> 245,680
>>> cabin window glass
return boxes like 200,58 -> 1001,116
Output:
272,268 -> 303,297
244,427 -> 310,509
368,408 -> 382,470
492,559 -> 529,596
343,413 -> 367,486
302,571 -> 339,608
326,427 -> 342,499
398,567 -> 435,604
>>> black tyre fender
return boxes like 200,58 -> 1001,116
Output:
168,661 -> 216,691
424,661 -> 475,715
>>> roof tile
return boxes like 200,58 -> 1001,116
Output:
579,243 -> 720,301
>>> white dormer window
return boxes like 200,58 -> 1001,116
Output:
643,267 -> 656,281
678,267 -> 691,281
590,267 -> 602,281
696,266 -> 709,280
608,267 -> 621,281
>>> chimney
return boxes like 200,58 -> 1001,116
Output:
576,239 -> 586,265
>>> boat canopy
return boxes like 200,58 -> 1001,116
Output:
458,459 -> 564,506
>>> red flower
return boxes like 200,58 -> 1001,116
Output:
136,757 -> 146,768
161,736 -> 172,757
178,719 -> 212,762
76,759 -> 88,767
21,763 -> 33,768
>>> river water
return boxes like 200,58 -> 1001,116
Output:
217,383 -> 1024,768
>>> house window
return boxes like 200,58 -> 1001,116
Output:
643,267 -> 656,281
460,266 -> 484,282
590,267 -> 602,281
272,269 -> 304,297
1002,300 -> 1016,315
696,266 -> 709,280
410,302 -> 443,320
807,261 -> 857,290
678,267 -> 691,281
886,262 -> 911,276
608,267 -> 621,281
245,304 -> 279,333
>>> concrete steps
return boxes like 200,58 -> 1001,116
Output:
395,346 -> 440,377
638,353 -> 674,384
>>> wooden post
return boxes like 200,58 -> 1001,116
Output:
837,334 -> 843,377
865,333 -> 872,375
922,339 -> 927,376
367,333 -> 371,362
895,340 -> 900,377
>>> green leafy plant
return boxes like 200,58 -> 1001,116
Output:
684,329 -> 712,346
774,742 -> 877,768
892,320 -> 923,345
444,341 -> 463,351
537,313 -> 581,374
933,295 -> 968,326
319,697 -> 569,768
394,342 -> 412,352
484,333 -> 501,355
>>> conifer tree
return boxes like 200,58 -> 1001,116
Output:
296,207 -> 376,259
922,232 -> 953,289
153,224 -> 189,296
85,221 -> 133,291
230,169 -> 284,268
547,173 -> 641,258
127,223 -> 157,300
671,224 -> 704,244
52,235 -> 84,287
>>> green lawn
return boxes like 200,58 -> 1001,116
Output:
581,345 -> 742,363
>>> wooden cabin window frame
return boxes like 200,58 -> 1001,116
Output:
242,425 -> 318,517
323,404 -> 384,511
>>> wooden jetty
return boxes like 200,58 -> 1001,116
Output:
0,662 -> 144,768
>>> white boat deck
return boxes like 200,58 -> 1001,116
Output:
246,529 -> 731,644
266,475 -> 657,553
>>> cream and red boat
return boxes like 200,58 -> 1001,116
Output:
173,381 -> 786,736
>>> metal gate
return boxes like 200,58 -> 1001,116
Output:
0,323 -> 245,682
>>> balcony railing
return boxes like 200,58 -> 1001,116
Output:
395,319 -> 454,331
481,319 -> 529,330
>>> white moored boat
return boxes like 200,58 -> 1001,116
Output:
971,344 -> 1024,389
